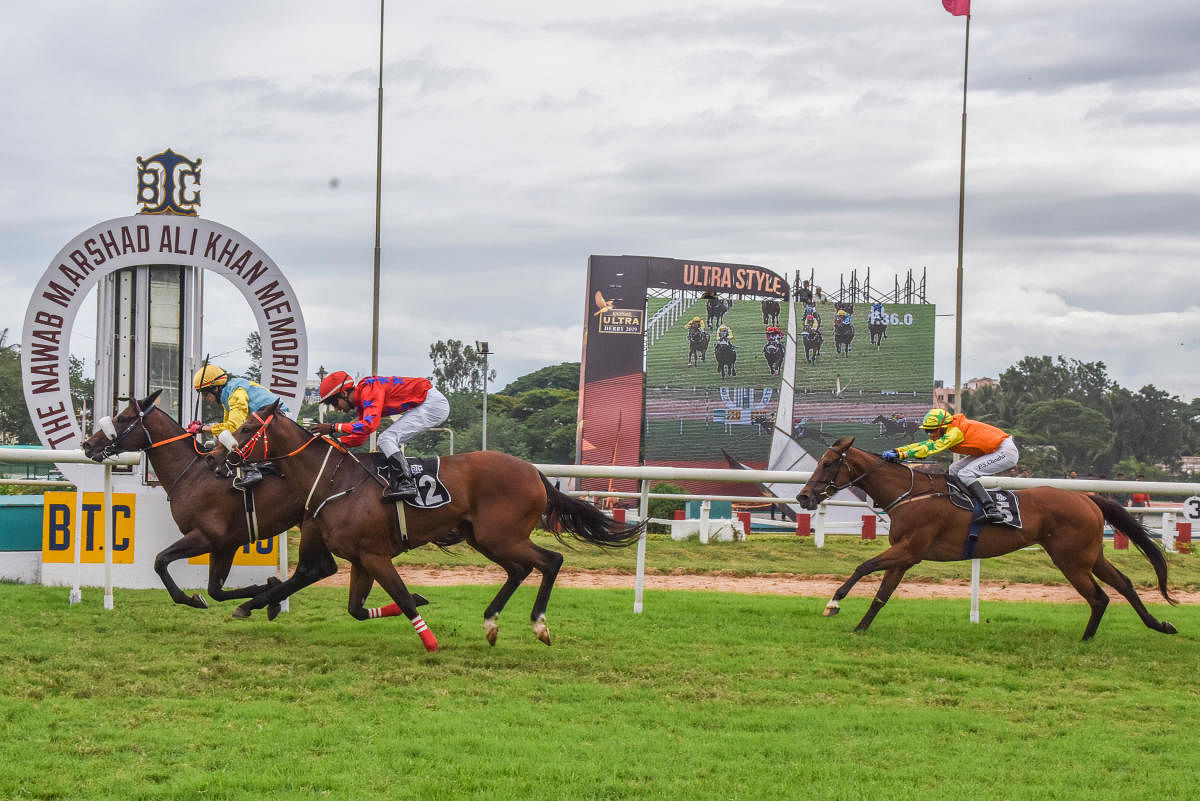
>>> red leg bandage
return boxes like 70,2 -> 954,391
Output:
367,602 -> 403,619
411,614 -> 438,652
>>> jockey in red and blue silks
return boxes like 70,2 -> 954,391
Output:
310,371 -> 450,501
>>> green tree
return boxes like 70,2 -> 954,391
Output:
0,330 -> 38,444
1012,399 -> 1114,474
500,362 -> 580,394
245,331 -> 262,383
428,339 -> 494,393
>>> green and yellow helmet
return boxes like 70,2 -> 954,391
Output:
920,408 -> 953,430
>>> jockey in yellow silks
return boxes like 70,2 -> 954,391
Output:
881,408 -> 1019,523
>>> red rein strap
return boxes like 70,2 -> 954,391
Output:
235,412 -> 275,462
150,432 -> 201,450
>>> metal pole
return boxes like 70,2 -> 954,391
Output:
370,0 -> 384,450
634,479 -> 649,614
953,13 -> 970,415
481,350 -> 488,450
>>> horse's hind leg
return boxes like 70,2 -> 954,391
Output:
474,536 -> 563,646
206,545 -> 280,603
346,561 -> 375,620
1045,548 -> 1112,640
1092,556 -> 1177,635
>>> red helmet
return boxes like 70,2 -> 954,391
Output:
319,370 -> 355,403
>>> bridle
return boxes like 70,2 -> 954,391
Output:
96,399 -> 208,487
98,400 -> 198,459
220,410 -> 373,518
806,445 -> 916,512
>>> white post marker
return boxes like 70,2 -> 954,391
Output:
633,479 -> 649,614
970,558 -> 981,623
103,464 -> 114,610
70,486 -> 84,606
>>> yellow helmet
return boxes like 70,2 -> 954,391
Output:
193,364 -> 229,391
920,408 -> 953,430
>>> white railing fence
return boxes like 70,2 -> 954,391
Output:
534,463 -> 1200,617
1,448 -> 141,609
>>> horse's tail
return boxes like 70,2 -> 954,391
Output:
1087,494 -> 1177,605
540,474 -> 646,548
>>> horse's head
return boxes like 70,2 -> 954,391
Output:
82,389 -> 164,462
795,436 -> 858,510
206,400 -> 289,469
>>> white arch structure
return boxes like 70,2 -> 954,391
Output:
21,215 -> 307,486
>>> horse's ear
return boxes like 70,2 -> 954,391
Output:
832,436 -> 855,449
140,389 -> 164,408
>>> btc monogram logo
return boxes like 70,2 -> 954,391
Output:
136,148 -> 202,216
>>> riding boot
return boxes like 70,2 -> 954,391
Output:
966,480 -> 1004,524
383,452 -> 418,502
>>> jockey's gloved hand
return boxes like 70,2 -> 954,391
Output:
308,422 -> 334,437
186,420 -> 202,435
881,450 -> 900,462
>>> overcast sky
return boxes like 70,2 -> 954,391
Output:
2,1 -> 1199,399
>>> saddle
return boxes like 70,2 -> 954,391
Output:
945,481 -> 1022,528
944,479 -> 1022,560
369,454 -> 453,509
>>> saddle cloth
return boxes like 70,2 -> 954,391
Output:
946,482 -> 1022,528
371,454 -> 453,509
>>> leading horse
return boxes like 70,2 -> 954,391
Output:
715,339 -> 737,377
795,437 -> 1177,640
687,326 -> 710,366
210,404 -> 645,651
80,391 -> 299,611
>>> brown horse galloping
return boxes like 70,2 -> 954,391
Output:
209,402 -> 644,651
795,437 -> 1178,640
80,391 -> 302,611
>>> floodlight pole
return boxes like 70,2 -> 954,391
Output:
370,0 -> 385,451
476,341 -> 490,450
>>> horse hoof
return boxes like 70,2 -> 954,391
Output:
484,616 -> 499,646
231,606 -> 252,619
1162,621 -> 1178,635
267,603 -> 281,621
823,600 -> 840,617
190,593 -> 208,609
533,616 -> 551,646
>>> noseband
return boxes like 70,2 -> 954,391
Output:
99,398 -> 159,459
807,447 -> 906,509
225,411 -> 275,466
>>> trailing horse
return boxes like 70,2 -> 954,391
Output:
715,340 -> 737,377
868,319 -> 887,347
763,339 -> 785,376
801,328 -> 822,365
834,319 -> 854,356
870,414 -> 920,437
210,405 -> 645,651
795,437 -> 1178,640
706,296 -> 729,329
761,299 -> 780,326
687,327 -> 710,366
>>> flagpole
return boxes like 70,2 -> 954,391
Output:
952,11 -> 970,415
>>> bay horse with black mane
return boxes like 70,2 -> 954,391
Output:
209,403 -> 645,651
80,391 -> 299,612
761,299 -> 780,326
796,437 -> 1178,640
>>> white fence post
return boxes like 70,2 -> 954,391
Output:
814,503 -> 827,548
103,464 -> 114,610
699,499 -> 711,544
634,479 -> 650,614
1162,510 -> 1176,553
70,487 -> 84,605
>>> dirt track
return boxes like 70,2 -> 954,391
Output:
318,565 -> 1200,605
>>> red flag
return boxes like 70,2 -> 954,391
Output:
942,0 -> 970,15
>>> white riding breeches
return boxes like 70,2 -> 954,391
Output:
948,436 -> 1019,484
376,388 -> 451,459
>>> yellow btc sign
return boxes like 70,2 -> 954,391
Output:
42,492 -> 137,564
41,492 -> 279,566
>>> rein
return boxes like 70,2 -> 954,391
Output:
99,404 -> 209,490
810,447 -> 919,513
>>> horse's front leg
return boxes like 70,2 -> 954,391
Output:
854,565 -> 912,633
233,523 -> 336,619
153,530 -> 215,609
824,543 -> 920,618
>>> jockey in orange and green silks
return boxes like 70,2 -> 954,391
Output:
881,408 -> 1019,524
